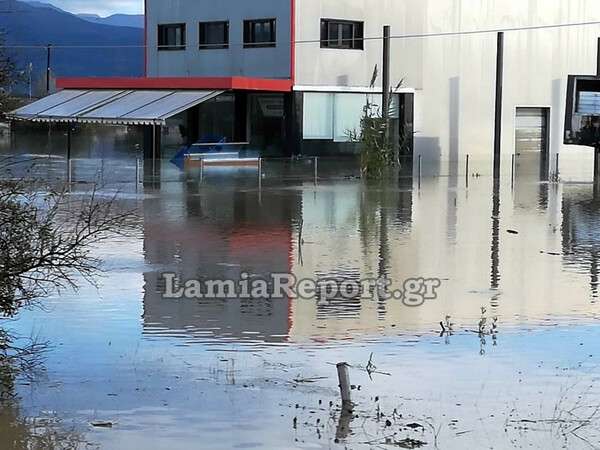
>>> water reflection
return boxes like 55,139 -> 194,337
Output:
142,179 -> 301,343
133,170 -> 600,345
561,184 -> 600,300
0,404 -> 92,449
7,161 -> 600,448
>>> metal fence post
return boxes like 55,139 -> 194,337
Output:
511,153 -> 515,188
466,154 -> 470,187
135,158 -> 140,185
418,155 -> 422,190
314,157 -> 318,184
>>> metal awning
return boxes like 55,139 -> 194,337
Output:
7,89 -> 224,125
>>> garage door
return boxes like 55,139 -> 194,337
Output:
514,108 -> 549,202
515,107 -> 548,153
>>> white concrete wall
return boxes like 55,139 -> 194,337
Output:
295,0 -> 600,176
146,0 -> 292,79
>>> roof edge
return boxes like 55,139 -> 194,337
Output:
56,77 -> 293,92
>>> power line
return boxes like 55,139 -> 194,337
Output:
2,18 -> 600,50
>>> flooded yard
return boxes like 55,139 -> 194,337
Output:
2,151 -> 600,449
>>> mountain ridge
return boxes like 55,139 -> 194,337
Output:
22,0 -> 144,29
1,0 -> 143,95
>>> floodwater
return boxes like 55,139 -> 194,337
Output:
3,147 -> 600,448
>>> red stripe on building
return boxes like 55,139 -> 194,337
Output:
56,77 -> 293,92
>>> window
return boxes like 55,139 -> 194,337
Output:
158,24 -> 186,50
320,19 -> 364,50
303,93 -> 334,139
199,21 -> 229,49
244,19 -> 276,48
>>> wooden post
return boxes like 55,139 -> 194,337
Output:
493,32 -> 504,180
336,362 -> 352,408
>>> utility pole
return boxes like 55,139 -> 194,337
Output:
382,26 -> 391,122
493,32 -> 504,181
46,44 -> 52,94
382,26 -> 396,169
28,62 -> 33,98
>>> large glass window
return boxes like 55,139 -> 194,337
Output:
199,21 -> 229,50
303,93 -> 334,140
333,93 -> 367,142
244,19 -> 276,48
320,19 -> 364,50
158,24 -> 186,51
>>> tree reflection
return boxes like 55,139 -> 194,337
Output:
0,404 -> 92,450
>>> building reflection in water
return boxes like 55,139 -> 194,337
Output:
561,184 -> 600,300
142,176 -> 301,343
141,175 -> 415,344
140,169 -> 600,345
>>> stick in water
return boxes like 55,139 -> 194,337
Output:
337,362 -> 352,408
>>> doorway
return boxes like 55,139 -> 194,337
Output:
248,93 -> 285,156
515,107 -> 550,181
514,107 -> 550,209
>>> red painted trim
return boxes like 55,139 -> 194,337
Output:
143,0 -> 147,77
290,0 -> 295,84
56,77 -> 293,92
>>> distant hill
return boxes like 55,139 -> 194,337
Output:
22,0 -> 144,28
0,0 -> 143,95
77,13 -> 144,29
21,0 -> 63,12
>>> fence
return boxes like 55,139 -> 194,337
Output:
0,152 -> 596,189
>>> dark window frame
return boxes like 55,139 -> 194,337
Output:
320,19 -> 364,50
158,23 -> 186,51
243,18 -> 277,48
199,20 -> 229,50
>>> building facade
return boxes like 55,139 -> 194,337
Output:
12,0 -> 600,178
141,0 -> 600,176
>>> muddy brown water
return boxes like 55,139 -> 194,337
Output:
2,155 -> 600,449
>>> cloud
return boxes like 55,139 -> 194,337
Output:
48,0 -> 143,17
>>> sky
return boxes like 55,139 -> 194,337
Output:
44,0 -> 143,17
